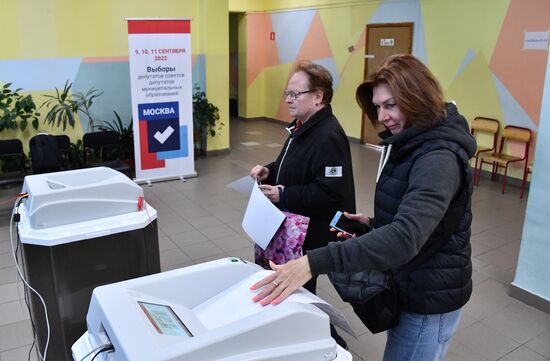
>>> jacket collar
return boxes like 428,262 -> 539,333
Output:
288,104 -> 332,139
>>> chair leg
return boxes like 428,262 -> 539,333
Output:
501,164 -> 509,194
473,156 -> 479,187
520,162 -> 529,199
475,159 -> 483,186
491,162 -> 497,181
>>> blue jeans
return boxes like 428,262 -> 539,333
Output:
382,309 -> 462,361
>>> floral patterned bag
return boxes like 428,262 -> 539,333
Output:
254,211 -> 310,269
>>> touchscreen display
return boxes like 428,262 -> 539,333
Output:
138,301 -> 193,337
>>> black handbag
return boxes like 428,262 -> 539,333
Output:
329,264 -> 409,333
328,220 -> 463,334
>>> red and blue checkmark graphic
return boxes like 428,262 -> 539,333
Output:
138,102 -> 189,170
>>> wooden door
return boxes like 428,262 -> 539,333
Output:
361,23 -> 413,144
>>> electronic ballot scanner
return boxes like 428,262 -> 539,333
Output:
18,167 -> 160,361
72,258 -> 353,361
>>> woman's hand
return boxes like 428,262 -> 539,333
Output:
259,184 -> 284,203
330,211 -> 371,238
250,256 -> 312,306
250,165 -> 269,182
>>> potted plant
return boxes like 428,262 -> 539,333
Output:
192,86 -> 222,156
0,83 -> 40,132
73,87 -> 103,132
67,139 -> 84,169
41,80 -> 79,131
97,111 -> 135,170
41,80 -> 103,131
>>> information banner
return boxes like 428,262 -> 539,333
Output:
127,19 -> 196,183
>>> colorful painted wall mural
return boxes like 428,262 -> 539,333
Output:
0,0 -> 228,152
237,0 -> 549,179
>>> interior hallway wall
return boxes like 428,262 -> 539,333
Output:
232,0 -> 549,180
0,0 -> 229,152
512,50 -> 550,308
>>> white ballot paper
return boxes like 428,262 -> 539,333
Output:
193,270 -> 355,336
242,182 -> 285,249
226,175 -> 255,195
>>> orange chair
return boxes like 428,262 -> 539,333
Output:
470,117 -> 500,184
520,161 -> 534,199
475,125 -> 531,196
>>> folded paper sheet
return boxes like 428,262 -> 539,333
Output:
192,270 -> 354,336
241,182 -> 286,250
226,175 -> 255,195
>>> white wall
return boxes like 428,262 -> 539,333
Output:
512,51 -> 550,302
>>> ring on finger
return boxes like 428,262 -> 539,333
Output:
272,280 -> 279,287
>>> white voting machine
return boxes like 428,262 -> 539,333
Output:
72,258 -> 352,361
21,167 -> 142,229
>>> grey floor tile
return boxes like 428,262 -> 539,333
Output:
210,234 -> 253,253
0,253 -> 15,269
457,311 -> 477,331
0,268 -> 17,286
186,215 -> 224,228
214,209 -> 245,224
471,230 -> 514,250
525,328 -> 550,359
0,283 -> 19,304
0,301 -> 29,326
482,301 -> 550,343
0,240 -> 12,255
158,218 -> 195,236
170,229 -> 209,249
470,240 -> 492,257
454,321 -> 520,360
159,248 -> 192,269
486,220 -> 525,243
498,346 -> 550,361
0,344 -> 39,361
475,248 -> 518,271
181,241 -> 225,261
198,223 -> 238,240
157,235 -> 178,252
0,320 -> 33,352
445,340 -> 489,361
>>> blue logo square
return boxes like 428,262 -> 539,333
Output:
147,118 -> 180,153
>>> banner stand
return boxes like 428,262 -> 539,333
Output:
127,18 -> 196,184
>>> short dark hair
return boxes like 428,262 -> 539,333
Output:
294,61 -> 334,104
356,54 -> 445,128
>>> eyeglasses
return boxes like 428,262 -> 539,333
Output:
283,89 -> 313,100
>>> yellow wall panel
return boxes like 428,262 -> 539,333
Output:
201,0 -> 230,151
421,0 -> 510,89
331,49 -> 365,138
1,1 -> 21,57
4,0 -> 202,58
262,63 -> 294,118
246,72 -> 265,118
238,13 -> 249,118
15,0 -> 58,58
445,52 -> 503,123
318,5 -> 375,74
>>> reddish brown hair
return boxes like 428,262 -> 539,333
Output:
294,61 -> 334,104
356,54 -> 445,128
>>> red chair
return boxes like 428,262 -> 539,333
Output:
470,117 -> 500,185
520,161 -> 534,199
476,125 -> 531,196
